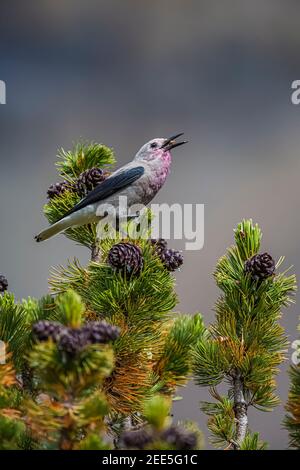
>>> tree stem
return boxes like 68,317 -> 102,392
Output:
21,363 -> 34,395
233,370 -> 248,448
91,241 -> 101,262
59,427 -> 73,450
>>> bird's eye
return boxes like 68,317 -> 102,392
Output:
150,142 -> 158,149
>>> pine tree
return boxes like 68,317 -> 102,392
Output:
192,219 -> 296,449
36,141 -> 204,445
0,354 -> 26,449
0,141 -> 204,449
284,320 -> 300,448
25,290 -> 117,450
0,289 -> 120,450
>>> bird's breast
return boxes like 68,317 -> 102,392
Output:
137,163 -> 170,204
148,165 -> 170,193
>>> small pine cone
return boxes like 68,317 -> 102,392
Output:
244,252 -> 275,282
150,238 -> 168,255
160,425 -> 197,450
83,321 -> 120,344
32,321 -> 64,342
108,242 -> 143,276
57,328 -> 87,356
160,249 -> 183,272
76,167 -> 108,197
0,275 -> 8,293
47,181 -> 72,200
121,429 -> 153,450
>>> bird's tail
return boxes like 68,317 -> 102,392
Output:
35,217 -> 71,242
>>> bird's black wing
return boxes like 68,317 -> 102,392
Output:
60,166 -> 145,219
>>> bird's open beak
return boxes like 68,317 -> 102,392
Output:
161,133 -> 188,151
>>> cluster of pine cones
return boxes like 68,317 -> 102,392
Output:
33,320 -> 120,356
150,239 -> 184,272
47,167 -> 109,200
244,252 -> 275,282
121,424 -> 197,450
107,239 -> 183,276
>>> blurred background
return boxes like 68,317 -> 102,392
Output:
1,0 -> 300,449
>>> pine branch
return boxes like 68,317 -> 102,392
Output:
25,290 -> 116,449
119,395 -> 203,450
284,324 -> 300,448
0,355 -> 26,449
48,235 -> 197,421
193,219 -> 297,449
43,141 -> 116,250
0,293 -> 31,370
56,141 -> 115,179
154,314 -> 205,391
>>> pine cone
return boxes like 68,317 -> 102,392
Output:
76,167 -> 108,197
47,181 -> 72,200
0,275 -> 8,293
57,329 -> 87,356
160,249 -> 183,272
33,320 -> 119,355
121,428 -> 153,450
150,238 -> 168,255
160,425 -> 197,450
32,321 -> 64,342
83,321 -> 120,344
108,242 -> 143,276
244,252 -> 275,282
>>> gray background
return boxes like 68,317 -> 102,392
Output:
1,0 -> 300,449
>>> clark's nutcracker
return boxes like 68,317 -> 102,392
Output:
35,133 -> 187,242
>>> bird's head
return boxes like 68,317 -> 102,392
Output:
134,133 -> 187,163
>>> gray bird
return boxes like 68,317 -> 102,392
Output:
35,133 -> 187,243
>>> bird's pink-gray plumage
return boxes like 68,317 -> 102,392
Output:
35,134 -> 187,242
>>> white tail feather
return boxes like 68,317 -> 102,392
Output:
35,218 -> 72,242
